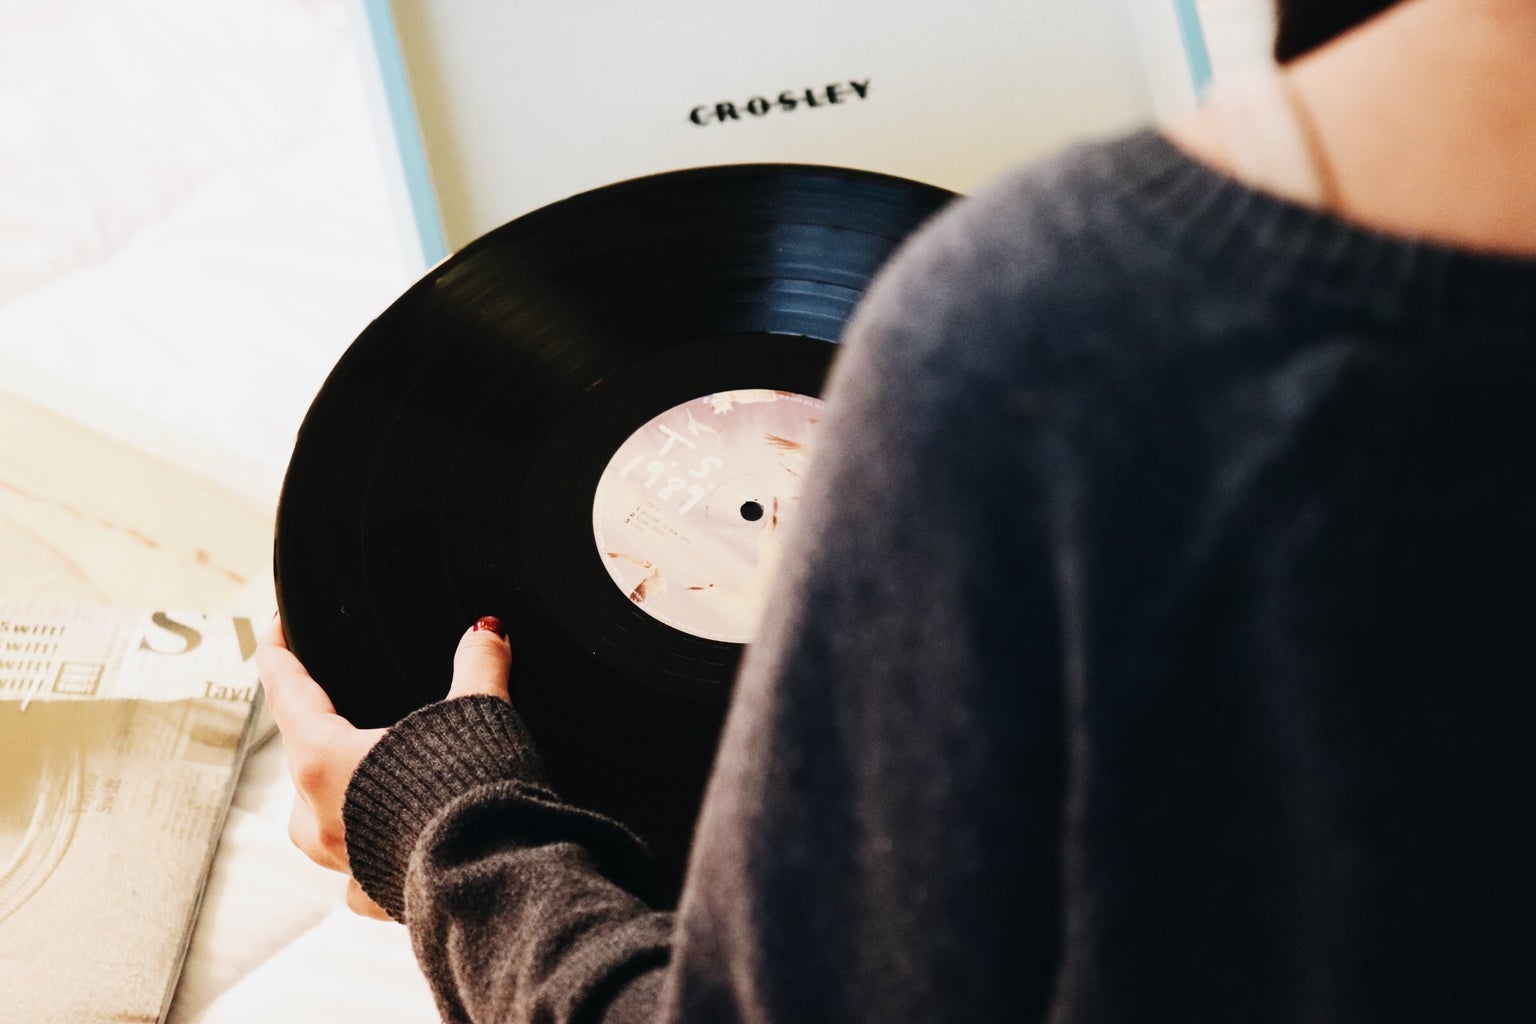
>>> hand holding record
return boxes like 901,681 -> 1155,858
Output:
273,163 -> 953,899
257,613 -> 513,920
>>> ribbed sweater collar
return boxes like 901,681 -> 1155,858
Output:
1097,129 -> 1536,340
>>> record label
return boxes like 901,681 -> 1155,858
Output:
592,389 -> 824,643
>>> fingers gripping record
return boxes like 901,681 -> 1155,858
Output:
258,614 -> 511,918
449,616 -> 512,701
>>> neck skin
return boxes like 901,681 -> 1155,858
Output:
1167,0 -> 1536,257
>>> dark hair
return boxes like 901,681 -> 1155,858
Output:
1273,0 -> 1402,62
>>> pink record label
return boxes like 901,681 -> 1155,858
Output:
592,389 -> 824,643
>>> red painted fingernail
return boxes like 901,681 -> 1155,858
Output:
472,616 -> 503,636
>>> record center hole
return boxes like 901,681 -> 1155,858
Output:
740,501 -> 765,522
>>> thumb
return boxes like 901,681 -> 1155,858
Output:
345,877 -> 393,921
446,616 -> 511,701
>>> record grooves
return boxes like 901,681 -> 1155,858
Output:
274,164 -> 953,899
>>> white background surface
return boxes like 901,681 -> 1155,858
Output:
0,0 -> 414,509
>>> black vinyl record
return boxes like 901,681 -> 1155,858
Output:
274,163 -> 953,898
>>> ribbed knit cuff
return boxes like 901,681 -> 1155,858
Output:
343,694 -> 548,921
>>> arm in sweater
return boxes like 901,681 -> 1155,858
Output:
344,694 -> 673,1023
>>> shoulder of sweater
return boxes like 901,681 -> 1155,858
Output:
842,130 -> 1187,383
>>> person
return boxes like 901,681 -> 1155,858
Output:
258,0 -> 1536,1020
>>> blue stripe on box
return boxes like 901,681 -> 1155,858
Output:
361,0 -> 449,266
1173,0 -> 1215,97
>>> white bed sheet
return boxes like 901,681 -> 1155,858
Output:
2,1 -> 432,1019
171,731 -> 438,1024
1,0 -> 414,507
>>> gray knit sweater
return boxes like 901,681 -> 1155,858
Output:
343,128 -> 1536,1023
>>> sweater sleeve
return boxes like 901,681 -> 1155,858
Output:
343,694 -> 673,1024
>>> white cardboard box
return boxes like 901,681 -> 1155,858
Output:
348,0 -> 1214,266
